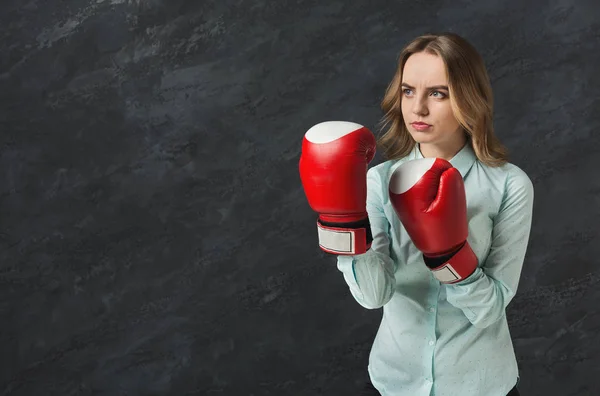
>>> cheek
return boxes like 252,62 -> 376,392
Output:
436,103 -> 459,125
400,101 -> 413,125
400,99 -> 410,116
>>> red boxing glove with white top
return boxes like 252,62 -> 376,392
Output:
388,157 -> 478,284
299,121 -> 376,255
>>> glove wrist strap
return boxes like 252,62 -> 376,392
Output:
424,241 -> 478,284
316,217 -> 372,255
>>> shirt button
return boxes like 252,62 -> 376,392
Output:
429,340 -> 435,346
429,307 -> 435,312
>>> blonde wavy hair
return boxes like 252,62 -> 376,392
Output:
378,32 -> 508,167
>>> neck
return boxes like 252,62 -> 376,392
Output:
419,134 -> 468,160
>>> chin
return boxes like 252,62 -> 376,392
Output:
409,132 -> 438,144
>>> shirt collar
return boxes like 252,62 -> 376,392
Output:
411,141 -> 476,178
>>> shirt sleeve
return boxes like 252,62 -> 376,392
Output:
445,165 -> 535,328
336,167 -> 397,309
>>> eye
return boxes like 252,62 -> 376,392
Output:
402,88 -> 413,96
431,90 -> 447,98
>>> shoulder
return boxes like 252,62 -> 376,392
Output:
476,160 -> 533,188
481,161 -> 534,208
498,162 -> 534,197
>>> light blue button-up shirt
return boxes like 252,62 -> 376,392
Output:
337,141 -> 534,396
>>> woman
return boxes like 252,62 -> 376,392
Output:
336,33 -> 534,395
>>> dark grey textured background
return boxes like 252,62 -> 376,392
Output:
1,0 -> 599,395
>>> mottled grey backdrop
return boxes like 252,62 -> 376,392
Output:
1,0 -> 599,395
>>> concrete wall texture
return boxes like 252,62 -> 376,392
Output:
1,0 -> 599,395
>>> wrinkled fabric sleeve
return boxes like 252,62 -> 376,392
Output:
336,167 -> 397,309
445,166 -> 535,328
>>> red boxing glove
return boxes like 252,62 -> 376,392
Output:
299,121 -> 376,255
388,158 -> 478,283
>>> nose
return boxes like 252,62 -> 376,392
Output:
412,95 -> 429,116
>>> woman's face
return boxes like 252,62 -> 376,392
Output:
400,52 -> 463,146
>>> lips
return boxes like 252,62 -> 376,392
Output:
410,122 -> 432,132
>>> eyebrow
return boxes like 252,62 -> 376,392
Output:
401,83 -> 449,90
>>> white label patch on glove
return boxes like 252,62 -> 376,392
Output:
431,263 -> 461,283
317,224 -> 356,254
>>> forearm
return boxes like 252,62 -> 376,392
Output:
445,267 -> 516,328
337,249 -> 396,309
